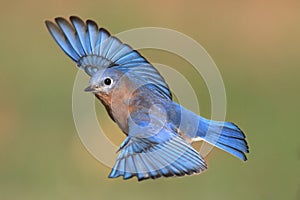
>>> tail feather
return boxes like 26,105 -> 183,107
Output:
197,118 -> 249,161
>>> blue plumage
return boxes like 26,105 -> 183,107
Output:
45,16 -> 172,100
196,117 -> 249,161
108,121 -> 207,180
45,16 -> 249,181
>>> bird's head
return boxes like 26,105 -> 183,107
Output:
85,70 -> 112,93
84,68 -> 125,94
84,68 -> 135,102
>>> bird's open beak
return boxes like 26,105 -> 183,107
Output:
84,86 -> 95,92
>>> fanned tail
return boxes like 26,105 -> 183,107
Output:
197,117 -> 249,161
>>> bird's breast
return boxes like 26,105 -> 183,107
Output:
95,91 -> 132,134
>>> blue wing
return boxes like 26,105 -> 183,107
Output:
108,111 -> 207,181
45,16 -> 172,100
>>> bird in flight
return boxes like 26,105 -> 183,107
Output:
45,16 -> 249,181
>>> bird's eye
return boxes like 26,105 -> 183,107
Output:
103,77 -> 113,86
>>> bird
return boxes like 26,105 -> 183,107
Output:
45,16 -> 249,181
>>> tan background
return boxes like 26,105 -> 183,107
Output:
0,0 -> 299,199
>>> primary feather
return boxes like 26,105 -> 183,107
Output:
45,16 -> 172,100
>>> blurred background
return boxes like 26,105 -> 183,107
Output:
0,0 -> 299,199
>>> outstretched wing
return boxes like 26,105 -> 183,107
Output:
109,112 -> 207,181
45,16 -> 172,100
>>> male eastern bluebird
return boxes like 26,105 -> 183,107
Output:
45,16 -> 249,181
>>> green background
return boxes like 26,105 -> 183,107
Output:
0,1 -> 299,199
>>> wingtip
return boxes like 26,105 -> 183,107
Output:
44,19 -> 51,25
44,20 -> 55,29
86,19 -> 99,30
54,16 -> 66,22
99,27 -> 111,36
55,17 -> 76,28
69,15 -> 84,24
69,15 -> 81,20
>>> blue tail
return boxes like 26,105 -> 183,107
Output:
197,117 -> 249,161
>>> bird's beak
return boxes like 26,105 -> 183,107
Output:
84,86 -> 95,92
